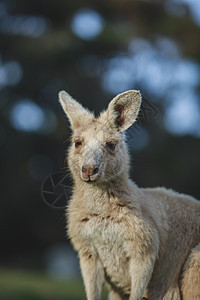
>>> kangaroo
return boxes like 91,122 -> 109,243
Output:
59,90 -> 200,300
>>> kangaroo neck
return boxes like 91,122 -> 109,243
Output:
72,170 -> 139,203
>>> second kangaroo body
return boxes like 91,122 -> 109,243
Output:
59,90 -> 200,300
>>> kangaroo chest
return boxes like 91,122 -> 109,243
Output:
79,213 -> 132,293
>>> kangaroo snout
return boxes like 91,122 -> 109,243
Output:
81,164 -> 99,181
82,165 -> 99,175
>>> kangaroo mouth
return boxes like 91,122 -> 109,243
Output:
80,172 -> 99,182
87,178 -> 95,183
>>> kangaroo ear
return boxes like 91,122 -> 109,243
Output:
107,90 -> 142,131
58,91 -> 93,129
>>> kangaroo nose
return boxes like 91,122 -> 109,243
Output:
82,165 -> 99,176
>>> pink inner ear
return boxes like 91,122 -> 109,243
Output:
114,104 -> 125,128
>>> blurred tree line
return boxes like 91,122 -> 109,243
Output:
0,0 -> 199,274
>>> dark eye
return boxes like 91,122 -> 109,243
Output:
106,141 -> 116,151
75,141 -> 82,148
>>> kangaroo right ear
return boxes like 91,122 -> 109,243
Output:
59,91 -> 93,129
107,90 -> 142,131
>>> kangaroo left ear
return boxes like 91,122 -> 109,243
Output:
58,90 -> 93,129
107,90 -> 142,131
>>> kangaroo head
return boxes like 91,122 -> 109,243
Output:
59,90 -> 141,185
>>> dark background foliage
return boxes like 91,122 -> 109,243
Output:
0,0 -> 199,298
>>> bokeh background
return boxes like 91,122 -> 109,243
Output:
0,0 -> 200,299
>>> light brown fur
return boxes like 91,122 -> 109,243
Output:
59,90 -> 200,300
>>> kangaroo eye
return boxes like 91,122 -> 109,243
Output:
75,141 -> 82,148
106,141 -> 116,151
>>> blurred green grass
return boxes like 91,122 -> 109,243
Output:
0,268 -> 107,300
